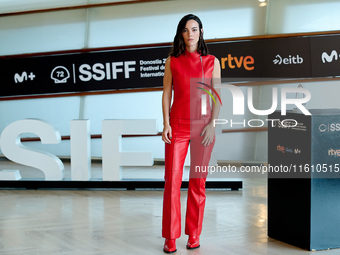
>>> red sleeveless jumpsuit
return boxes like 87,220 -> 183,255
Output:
162,49 -> 216,239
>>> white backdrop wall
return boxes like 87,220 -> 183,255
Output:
1,0 -> 340,163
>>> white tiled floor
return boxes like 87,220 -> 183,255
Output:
0,161 -> 339,254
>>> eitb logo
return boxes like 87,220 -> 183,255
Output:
197,82 -> 223,115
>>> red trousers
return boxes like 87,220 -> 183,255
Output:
162,118 -> 215,239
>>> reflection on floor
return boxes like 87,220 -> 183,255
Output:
0,162 -> 338,254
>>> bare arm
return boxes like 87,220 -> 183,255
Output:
210,57 -> 222,123
201,57 -> 221,146
162,57 -> 173,144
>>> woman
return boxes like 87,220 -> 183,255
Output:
162,14 -> 221,253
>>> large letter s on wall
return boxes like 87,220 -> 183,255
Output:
0,119 -> 64,180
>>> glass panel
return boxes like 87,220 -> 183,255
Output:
0,97 -> 81,136
267,0 -> 340,34
0,0 -> 87,13
0,96 -> 81,157
88,0 -> 266,48
82,92 -> 163,134
88,0 -> 134,3
0,9 -> 87,55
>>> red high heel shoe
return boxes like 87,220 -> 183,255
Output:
186,236 -> 200,249
163,239 -> 177,253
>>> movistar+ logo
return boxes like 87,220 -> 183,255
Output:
321,50 -> 340,63
14,71 -> 36,83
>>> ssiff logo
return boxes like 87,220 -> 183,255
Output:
51,66 -> 70,83
197,82 -> 223,115
319,123 -> 340,132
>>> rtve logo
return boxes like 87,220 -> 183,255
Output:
277,145 -> 285,153
221,54 -> 254,71
328,148 -> 340,157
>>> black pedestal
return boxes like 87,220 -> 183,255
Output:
268,109 -> 340,251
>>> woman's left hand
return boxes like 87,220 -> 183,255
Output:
201,122 -> 215,147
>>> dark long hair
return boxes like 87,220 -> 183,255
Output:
170,14 -> 209,57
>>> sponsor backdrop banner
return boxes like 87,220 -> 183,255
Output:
310,35 -> 340,77
0,47 -> 171,97
208,40 -> 264,78
262,37 -> 311,78
0,34 -> 339,98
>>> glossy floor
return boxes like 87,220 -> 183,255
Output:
0,163 -> 339,255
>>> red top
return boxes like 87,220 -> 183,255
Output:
170,50 -> 215,119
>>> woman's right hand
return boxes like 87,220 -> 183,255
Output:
162,124 -> 172,144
